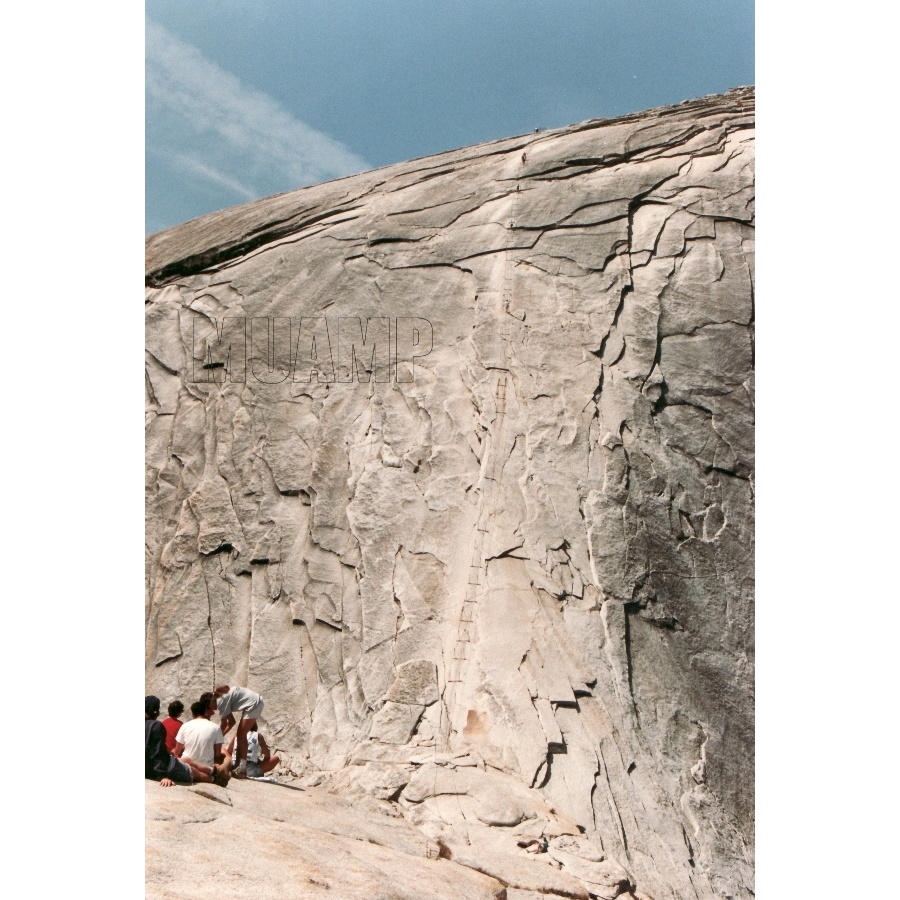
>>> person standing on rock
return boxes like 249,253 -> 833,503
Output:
211,685 -> 264,778
145,695 -> 222,787
161,700 -> 184,752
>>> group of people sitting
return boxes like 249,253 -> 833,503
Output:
145,685 -> 280,788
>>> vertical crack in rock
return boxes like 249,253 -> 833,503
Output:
146,87 -> 754,900
203,569 -> 217,687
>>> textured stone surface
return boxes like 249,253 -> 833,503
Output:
146,87 -> 754,899
146,780 -> 505,899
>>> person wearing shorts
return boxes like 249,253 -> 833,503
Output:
212,685 -> 264,777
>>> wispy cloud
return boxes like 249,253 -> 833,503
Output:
146,18 -> 370,218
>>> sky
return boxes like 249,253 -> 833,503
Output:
146,0 -> 754,234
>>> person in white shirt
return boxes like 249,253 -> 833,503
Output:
224,721 -> 281,778
211,685 -> 265,778
175,699 -> 231,784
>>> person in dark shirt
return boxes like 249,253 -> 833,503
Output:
161,700 -> 184,752
145,695 -> 224,787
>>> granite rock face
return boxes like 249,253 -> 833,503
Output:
146,780 -> 507,899
146,87 -> 754,899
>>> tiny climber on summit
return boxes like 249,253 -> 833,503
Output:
210,685 -> 265,778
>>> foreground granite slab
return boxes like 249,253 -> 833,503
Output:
146,86 -> 754,899
145,780 -> 505,899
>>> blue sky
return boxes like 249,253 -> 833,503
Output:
146,0 -> 753,234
